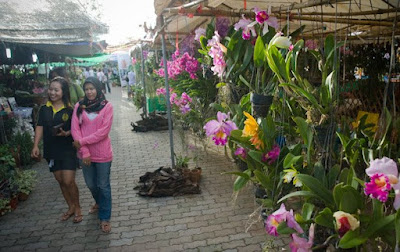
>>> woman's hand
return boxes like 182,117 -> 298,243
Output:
31,146 -> 40,159
82,157 -> 91,166
73,140 -> 81,149
56,129 -> 70,137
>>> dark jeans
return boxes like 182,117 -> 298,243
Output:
82,161 -> 112,221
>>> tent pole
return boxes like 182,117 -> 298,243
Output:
140,44 -> 148,119
160,15 -> 175,169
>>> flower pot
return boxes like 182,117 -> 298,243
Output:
9,196 -> 18,210
18,192 -> 29,201
250,93 -> 273,118
315,124 -> 335,148
189,167 -> 202,186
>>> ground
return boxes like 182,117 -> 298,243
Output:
0,87 -> 289,252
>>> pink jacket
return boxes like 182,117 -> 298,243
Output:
71,102 -> 113,163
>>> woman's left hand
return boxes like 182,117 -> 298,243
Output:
57,129 -> 69,137
73,140 -> 81,149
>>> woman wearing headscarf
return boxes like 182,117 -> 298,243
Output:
71,77 -> 113,233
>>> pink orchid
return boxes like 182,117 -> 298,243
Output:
365,157 -> 400,209
207,31 -> 226,78
233,15 -> 257,40
180,104 -> 191,114
234,147 -> 247,159
262,145 -> 280,164
203,112 -> 238,146
253,7 -> 279,35
265,203 -> 303,236
290,224 -> 314,252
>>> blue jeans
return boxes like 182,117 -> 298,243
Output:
82,161 -> 112,221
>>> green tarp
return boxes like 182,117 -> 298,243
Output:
73,54 -> 111,64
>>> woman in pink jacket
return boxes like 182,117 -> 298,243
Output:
71,77 -> 113,233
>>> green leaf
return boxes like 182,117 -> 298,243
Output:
324,34 -> 334,59
280,83 -> 324,113
283,153 -> 302,168
234,44 -> 254,76
277,190 -> 318,203
339,215 -> 395,248
293,117 -> 310,146
297,174 -> 334,206
315,207 -> 334,229
338,168 -> 349,184
233,169 -> 252,191
239,75 -> 252,90
248,150 -> 265,167
277,221 -> 296,235
327,164 -> 340,189
395,210 -> 400,248
339,230 -> 366,249
254,36 -> 266,67
254,170 -> 273,192
302,203 -> 314,221
373,199 -> 384,220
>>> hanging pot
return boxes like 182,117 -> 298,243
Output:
315,124 -> 336,148
250,93 -> 273,118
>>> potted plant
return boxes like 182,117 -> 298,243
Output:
10,170 -> 37,201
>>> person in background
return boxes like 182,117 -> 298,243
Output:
83,67 -> 90,79
71,77 -> 114,233
49,67 -> 84,105
97,68 -> 106,94
88,67 -> 94,77
103,64 -> 111,94
31,77 -> 82,223
127,68 -> 135,98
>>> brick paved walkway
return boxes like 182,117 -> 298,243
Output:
0,87 -> 289,251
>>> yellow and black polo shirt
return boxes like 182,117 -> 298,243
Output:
37,102 -> 76,160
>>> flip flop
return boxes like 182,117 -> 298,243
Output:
100,221 -> 111,233
73,215 -> 83,223
88,205 -> 99,214
61,212 -> 74,221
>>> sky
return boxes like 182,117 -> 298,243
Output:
95,0 -> 157,46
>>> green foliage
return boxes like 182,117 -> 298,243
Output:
10,169 -> 37,195
175,154 -> 191,169
10,132 -> 34,167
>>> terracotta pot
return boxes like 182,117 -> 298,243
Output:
9,196 -> 18,210
18,192 -> 29,201
189,167 -> 202,186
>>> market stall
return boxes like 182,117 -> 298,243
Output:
128,0 -> 400,250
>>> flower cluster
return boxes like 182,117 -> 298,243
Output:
207,31 -> 227,78
265,203 -> 304,236
364,157 -> 400,209
204,112 -> 238,146
234,7 -> 278,40
155,50 -> 199,79
261,145 -> 280,164
156,88 -> 193,114
234,147 -> 247,159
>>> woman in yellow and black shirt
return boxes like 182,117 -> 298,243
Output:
31,77 -> 82,223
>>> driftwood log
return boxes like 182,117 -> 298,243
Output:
134,167 -> 201,197
131,113 -> 170,132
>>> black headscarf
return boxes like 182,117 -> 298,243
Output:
77,77 -> 108,116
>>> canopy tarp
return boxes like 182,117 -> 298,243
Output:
153,0 -> 400,44
0,0 -> 108,44
73,53 -> 111,63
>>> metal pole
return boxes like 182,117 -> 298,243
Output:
140,45 -> 148,119
160,15 -> 175,168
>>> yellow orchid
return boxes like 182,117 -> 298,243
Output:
242,112 -> 264,149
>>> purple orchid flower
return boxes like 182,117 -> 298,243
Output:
289,224 -> 314,252
262,145 -> 280,164
265,203 -> 303,237
234,147 -> 247,159
364,157 -> 400,209
203,112 -> 238,146
234,15 -> 257,40
253,7 -> 279,35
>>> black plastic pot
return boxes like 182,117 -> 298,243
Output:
250,93 -> 273,118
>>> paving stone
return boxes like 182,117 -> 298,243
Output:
36,247 -> 62,252
109,238 -> 133,247
0,88 -> 287,251
237,244 -> 262,252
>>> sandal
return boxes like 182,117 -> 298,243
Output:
88,205 -> 99,214
100,221 -> 111,233
73,215 -> 83,223
61,212 -> 74,221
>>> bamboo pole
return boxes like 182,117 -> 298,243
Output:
163,8 -> 397,27
301,7 -> 400,16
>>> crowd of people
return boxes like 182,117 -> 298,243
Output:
31,70 -> 114,233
